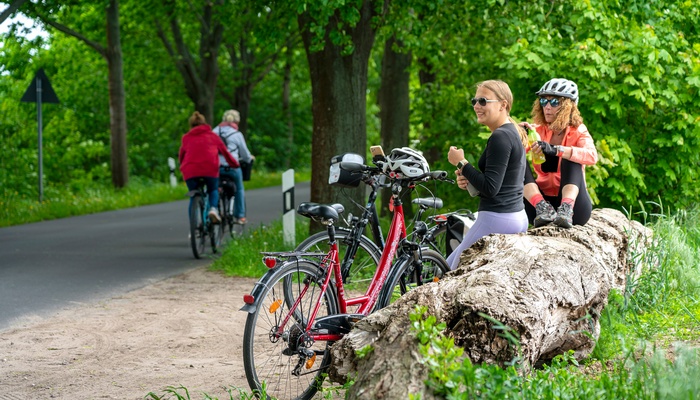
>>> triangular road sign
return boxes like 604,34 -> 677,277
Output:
21,68 -> 59,103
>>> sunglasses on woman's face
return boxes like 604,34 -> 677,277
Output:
539,97 -> 561,108
471,97 -> 499,107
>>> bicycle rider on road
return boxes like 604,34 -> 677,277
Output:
179,111 -> 239,223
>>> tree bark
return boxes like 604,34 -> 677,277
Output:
106,0 -> 128,188
298,0 -> 388,231
378,36 -> 411,218
329,208 -> 652,399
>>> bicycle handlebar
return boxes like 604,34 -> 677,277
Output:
339,161 -> 454,184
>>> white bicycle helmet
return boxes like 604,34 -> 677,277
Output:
536,78 -> 579,105
383,147 -> 430,178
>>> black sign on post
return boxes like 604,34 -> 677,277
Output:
20,68 -> 59,202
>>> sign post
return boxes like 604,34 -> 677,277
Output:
20,68 -> 59,202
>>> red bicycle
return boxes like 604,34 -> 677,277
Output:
240,147 -> 452,399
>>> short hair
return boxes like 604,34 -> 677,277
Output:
189,111 -> 207,128
222,109 -> 240,123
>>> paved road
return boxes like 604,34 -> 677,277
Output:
0,182 -> 310,331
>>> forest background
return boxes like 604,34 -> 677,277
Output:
1,0 -> 699,218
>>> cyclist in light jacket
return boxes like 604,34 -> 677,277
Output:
524,78 -> 598,229
179,111 -> 239,223
213,109 -> 255,224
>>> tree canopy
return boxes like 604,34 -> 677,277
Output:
1,0 -> 698,214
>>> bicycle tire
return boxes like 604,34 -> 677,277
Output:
243,260 -> 339,400
218,195 -> 229,239
376,249 -> 449,309
295,228 -> 381,312
189,195 -> 206,259
210,218 -> 222,253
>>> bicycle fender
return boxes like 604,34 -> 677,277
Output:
186,190 -> 200,198
239,269 -> 278,314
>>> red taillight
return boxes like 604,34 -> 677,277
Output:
263,257 -> 278,268
243,294 -> 255,304
434,214 -> 447,222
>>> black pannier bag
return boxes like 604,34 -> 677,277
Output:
328,153 -> 364,187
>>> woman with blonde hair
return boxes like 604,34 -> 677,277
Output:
524,78 -> 597,228
213,109 -> 255,224
179,111 -> 239,223
446,79 -> 528,270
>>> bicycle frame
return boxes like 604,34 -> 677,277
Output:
249,193 -> 408,343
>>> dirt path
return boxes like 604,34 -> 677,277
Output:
0,267 -> 256,400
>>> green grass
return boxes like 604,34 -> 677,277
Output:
0,170 -> 310,228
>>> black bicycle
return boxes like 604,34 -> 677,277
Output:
296,154 -> 476,288
187,178 -> 222,259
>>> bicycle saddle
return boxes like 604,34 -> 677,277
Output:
296,202 -> 343,223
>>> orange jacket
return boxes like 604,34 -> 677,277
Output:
533,123 -> 597,196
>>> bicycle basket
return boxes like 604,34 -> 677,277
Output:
328,153 -> 364,187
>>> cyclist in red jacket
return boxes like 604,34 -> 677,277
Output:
179,111 -> 239,223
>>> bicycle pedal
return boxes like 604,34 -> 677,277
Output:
312,313 -> 365,335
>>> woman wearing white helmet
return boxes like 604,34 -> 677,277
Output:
446,79 -> 529,270
523,78 -> 598,228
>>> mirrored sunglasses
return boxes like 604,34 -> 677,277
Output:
539,97 -> 561,108
471,97 -> 499,107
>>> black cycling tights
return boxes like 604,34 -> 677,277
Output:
524,159 -> 592,226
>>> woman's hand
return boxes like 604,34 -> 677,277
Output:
455,169 -> 469,190
537,140 -> 558,156
448,146 -> 465,166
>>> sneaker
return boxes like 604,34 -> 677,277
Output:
236,217 -> 247,225
554,202 -> 574,229
534,200 -> 557,227
208,207 -> 221,224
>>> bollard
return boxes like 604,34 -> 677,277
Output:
282,169 -> 295,246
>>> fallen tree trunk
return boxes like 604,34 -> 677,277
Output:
329,208 -> 652,399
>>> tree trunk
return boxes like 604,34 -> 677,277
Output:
106,0 -> 128,188
378,36 -> 412,218
329,208 -> 652,399
156,0 -> 224,125
298,1 -> 385,231
417,58 -> 441,165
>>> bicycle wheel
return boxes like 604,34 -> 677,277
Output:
189,195 -> 206,259
243,260 -> 339,400
296,228 -> 381,311
218,195 -> 228,239
376,249 -> 449,309
209,218 -> 222,253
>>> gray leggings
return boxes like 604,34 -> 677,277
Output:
446,210 -> 528,270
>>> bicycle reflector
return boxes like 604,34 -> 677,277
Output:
263,256 -> 278,269
243,294 -> 255,304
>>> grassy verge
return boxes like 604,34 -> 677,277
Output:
0,170 -> 310,228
